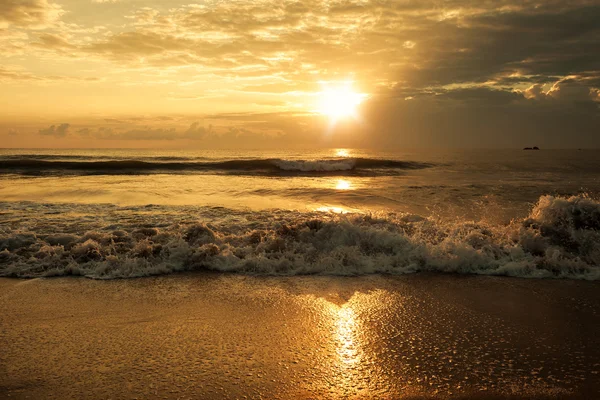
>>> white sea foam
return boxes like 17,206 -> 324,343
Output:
1,195 -> 599,280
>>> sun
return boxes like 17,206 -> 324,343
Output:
317,83 -> 366,120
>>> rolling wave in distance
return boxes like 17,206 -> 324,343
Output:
0,157 -> 434,176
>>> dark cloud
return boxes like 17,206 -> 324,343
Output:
394,7 -> 600,91
522,80 -> 599,113
435,88 -> 523,106
353,86 -> 600,148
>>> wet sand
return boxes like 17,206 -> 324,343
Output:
1,273 -> 599,399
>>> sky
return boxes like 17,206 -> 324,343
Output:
1,0 -> 599,148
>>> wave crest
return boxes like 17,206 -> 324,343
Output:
1,195 -> 599,280
0,157 -> 433,176
272,159 -> 356,171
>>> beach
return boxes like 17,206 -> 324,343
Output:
1,273 -> 599,399
3,0 -> 599,397
2,149 -> 600,399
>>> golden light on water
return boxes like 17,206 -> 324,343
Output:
335,149 -> 351,157
335,180 -> 351,190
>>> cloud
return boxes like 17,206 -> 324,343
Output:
32,33 -> 74,49
522,79 -> 599,112
38,123 -> 70,137
109,127 -> 177,141
71,1 -> 599,98
16,85 -> 600,149
546,80 -> 596,102
0,66 -> 44,81
75,123 -> 221,141
353,84 -> 600,148
182,122 -> 212,140
25,118 -> 296,146
68,126 -> 177,141
6,0 -> 596,100
0,65 -> 101,83
436,87 -> 523,106
7,128 -> 19,136
0,0 -> 63,28
76,127 -> 91,136
3,0 -> 599,148
86,32 -> 193,59
523,84 -> 547,100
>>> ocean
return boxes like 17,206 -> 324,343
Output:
1,148 -> 599,280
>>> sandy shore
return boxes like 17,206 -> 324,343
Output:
1,273 -> 599,399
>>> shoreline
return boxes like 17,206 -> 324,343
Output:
1,273 -> 599,399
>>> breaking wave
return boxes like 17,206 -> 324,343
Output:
0,157 -> 433,176
1,195 -> 599,280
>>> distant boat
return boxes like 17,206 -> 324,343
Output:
523,146 -> 540,150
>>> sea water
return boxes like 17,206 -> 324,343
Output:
1,148 -> 599,279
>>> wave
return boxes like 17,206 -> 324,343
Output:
0,157 -> 433,176
0,154 -> 204,161
1,195 -> 599,280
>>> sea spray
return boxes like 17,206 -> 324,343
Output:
1,195 -> 599,280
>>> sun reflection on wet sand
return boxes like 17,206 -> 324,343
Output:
317,296 -> 378,398
335,306 -> 361,366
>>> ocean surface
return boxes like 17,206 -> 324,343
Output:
1,148 -> 599,279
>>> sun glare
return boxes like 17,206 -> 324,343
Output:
336,180 -> 351,190
318,83 -> 366,120
335,149 -> 350,157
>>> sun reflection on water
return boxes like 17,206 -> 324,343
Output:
335,179 -> 351,190
335,149 -> 351,157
